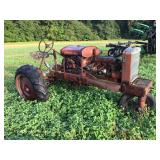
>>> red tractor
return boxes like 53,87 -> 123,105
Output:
15,40 -> 156,111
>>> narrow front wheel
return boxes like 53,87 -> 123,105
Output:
118,93 -> 156,110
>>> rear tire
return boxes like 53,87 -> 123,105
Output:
15,65 -> 49,101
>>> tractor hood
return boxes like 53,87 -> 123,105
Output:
60,45 -> 101,58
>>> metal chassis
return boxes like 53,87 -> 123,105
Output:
38,49 -> 152,109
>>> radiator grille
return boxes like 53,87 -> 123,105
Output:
130,50 -> 140,81
122,47 -> 141,82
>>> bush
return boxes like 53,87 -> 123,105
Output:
4,20 -> 153,42
47,21 -> 99,41
91,20 -> 121,39
4,20 -> 120,42
4,20 -> 42,42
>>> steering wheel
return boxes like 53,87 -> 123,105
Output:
38,39 -> 54,53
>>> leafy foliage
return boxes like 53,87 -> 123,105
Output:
4,21 -> 42,42
4,41 -> 156,140
4,20 -> 154,42
47,21 -> 99,41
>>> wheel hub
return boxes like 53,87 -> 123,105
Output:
16,74 -> 36,100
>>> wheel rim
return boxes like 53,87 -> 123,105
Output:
16,74 -> 36,100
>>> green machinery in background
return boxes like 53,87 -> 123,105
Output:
131,21 -> 156,54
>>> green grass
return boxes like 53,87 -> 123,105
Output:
4,40 -> 156,140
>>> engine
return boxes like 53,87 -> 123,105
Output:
61,45 -> 100,74
89,56 -> 122,82
62,55 -> 82,73
60,45 -> 122,82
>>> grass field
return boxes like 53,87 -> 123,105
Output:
4,40 -> 156,140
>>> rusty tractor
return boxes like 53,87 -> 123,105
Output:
15,39 -> 156,111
